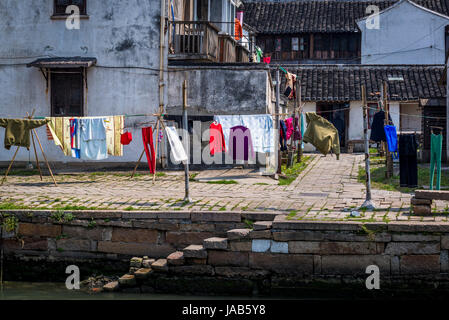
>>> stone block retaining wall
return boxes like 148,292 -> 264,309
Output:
3,210 -> 449,294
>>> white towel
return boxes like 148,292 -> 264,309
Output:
165,126 -> 188,162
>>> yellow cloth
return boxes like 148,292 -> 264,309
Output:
47,116 -> 124,157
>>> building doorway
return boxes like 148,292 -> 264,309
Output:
316,102 -> 349,149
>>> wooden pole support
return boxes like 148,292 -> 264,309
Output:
1,147 -> 20,186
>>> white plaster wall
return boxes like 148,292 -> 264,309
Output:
349,101 -> 364,141
358,0 -> 449,64
399,103 -> 422,132
0,0 -> 162,163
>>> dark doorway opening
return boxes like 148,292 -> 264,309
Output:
316,102 -> 349,148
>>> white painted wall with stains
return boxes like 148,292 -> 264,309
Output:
0,0 -> 162,164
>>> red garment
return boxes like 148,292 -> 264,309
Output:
235,18 -> 243,41
285,118 -> 294,140
121,131 -> 133,145
263,57 -> 271,64
209,122 -> 226,155
142,127 -> 155,174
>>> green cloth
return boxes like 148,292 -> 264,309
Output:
430,133 -> 443,190
303,112 -> 340,160
0,119 -> 49,150
255,46 -> 263,63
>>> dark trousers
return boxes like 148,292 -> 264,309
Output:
399,134 -> 418,188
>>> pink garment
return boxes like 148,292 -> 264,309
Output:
285,118 -> 294,140
263,57 -> 271,64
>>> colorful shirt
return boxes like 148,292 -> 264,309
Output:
209,122 -> 226,155
228,125 -> 255,161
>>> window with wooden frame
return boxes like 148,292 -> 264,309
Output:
51,68 -> 84,116
54,0 -> 86,16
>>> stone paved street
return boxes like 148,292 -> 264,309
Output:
1,154 -> 448,222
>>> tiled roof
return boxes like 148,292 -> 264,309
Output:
244,0 -> 449,33
272,65 -> 446,101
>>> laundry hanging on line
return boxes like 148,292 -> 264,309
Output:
279,120 -> 287,152
370,110 -> 393,142
229,125 -> 255,161
79,118 -> 108,161
384,125 -> 398,160
209,121 -> 226,155
399,133 -> 418,188
142,127 -> 156,174
165,126 -> 188,163
284,72 -> 297,100
46,115 -> 124,158
303,112 -> 340,160
430,133 -> 443,190
213,114 -> 274,154
0,118 -> 49,150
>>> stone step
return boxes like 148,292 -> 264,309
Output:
151,259 -> 168,272
253,221 -> 272,231
103,281 -> 119,292
118,274 -> 136,287
167,251 -> 185,265
203,237 -> 228,250
415,190 -> 449,201
183,244 -> 207,259
130,257 -> 143,268
227,228 -> 251,240
134,268 -> 152,280
142,258 -> 155,268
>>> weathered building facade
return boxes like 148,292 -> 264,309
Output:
0,0 -> 272,167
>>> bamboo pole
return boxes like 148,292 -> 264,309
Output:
1,147 -> 20,186
360,85 -> 375,210
32,128 -> 57,186
26,111 -> 42,180
297,79 -> 303,163
275,68 -> 281,175
152,118 -> 161,183
182,80 -> 191,202
130,150 -> 145,179
383,81 -> 393,178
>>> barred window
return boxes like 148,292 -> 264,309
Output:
54,0 -> 86,15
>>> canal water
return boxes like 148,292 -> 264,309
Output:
0,282 -> 258,300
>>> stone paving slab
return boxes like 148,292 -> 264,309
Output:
1,154 -> 448,222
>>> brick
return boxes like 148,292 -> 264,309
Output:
273,230 -> 390,242
288,241 -> 320,254
385,242 -> 440,255
134,268 -> 152,280
441,236 -> 449,249
121,212 -> 158,219
252,239 -> 271,252
227,229 -> 251,240
203,237 -> 228,250
185,258 -> 207,265
62,225 -> 111,241
249,253 -> 314,274
118,274 -> 136,287
321,255 -> 391,275
111,228 -> 157,243
157,211 -> 190,219
313,255 -> 321,274
167,251 -> 184,265
183,245 -> 207,258
56,239 -> 91,252
411,197 -> 432,205
214,223 -> 246,232
191,211 -> 240,222
441,250 -> 449,273
132,221 -> 179,231
250,230 -> 272,239
413,205 -> 432,215
414,190 -> 449,201
97,241 -> 174,257
391,256 -> 400,275
18,223 -> 61,237
392,234 -> 440,242
320,242 -> 377,255
208,251 -> 249,267
178,223 -> 215,232
152,259 -> 168,272
241,212 -> 278,221
400,255 -> 440,274
253,221 -> 272,231
169,265 -> 214,276
229,241 -> 252,252
166,232 -> 215,245
272,215 -> 362,231
3,238 -> 48,252
214,267 -> 270,279
270,240 -> 288,253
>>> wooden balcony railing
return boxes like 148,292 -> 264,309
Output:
168,21 -> 219,62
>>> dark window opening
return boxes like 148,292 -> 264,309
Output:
445,25 -> 449,59
54,0 -> 86,16
51,68 -> 84,117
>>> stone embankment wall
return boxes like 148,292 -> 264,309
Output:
2,210 -> 449,294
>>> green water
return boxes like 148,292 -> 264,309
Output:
0,282 -> 255,300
